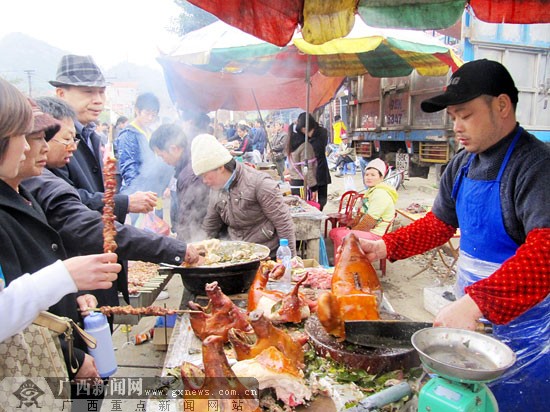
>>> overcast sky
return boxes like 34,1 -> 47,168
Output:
0,0 -> 183,69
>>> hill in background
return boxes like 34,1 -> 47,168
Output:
0,32 -> 171,108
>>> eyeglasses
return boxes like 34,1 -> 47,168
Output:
50,138 -> 80,149
142,110 -> 159,119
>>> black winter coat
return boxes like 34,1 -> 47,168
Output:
50,129 -> 128,223
308,126 -> 331,187
22,170 -> 191,302
0,180 -> 85,374
48,128 -> 129,307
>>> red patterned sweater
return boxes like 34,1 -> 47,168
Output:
383,212 -> 550,325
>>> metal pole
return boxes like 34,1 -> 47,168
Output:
23,69 -> 35,97
251,89 -> 275,166
303,55 -> 311,199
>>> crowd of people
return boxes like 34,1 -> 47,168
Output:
0,53 -> 548,412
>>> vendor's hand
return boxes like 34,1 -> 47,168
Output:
76,294 -> 98,317
74,354 -> 100,383
128,191 -> 157,213
64,253 -> 121,291
163,188 -> 171,198
434,294 -> 483,330
194,244 -> 207,256
354,238 -> 387,262
184,245 -> 204,266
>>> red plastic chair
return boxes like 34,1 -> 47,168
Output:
337,193 -> 364,229
323,190 -> 357,237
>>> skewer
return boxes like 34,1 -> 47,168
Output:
81,307 -> 202,315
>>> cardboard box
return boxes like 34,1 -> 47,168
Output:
152,327 -> 173,351
302,259 -> 320,268
152,314 -> 177,351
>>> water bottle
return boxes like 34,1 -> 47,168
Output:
83,312 -> 117,378
276,238 -> 292,292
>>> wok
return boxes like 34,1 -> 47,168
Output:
411,327 -> 516,382
159,241 -> 270,296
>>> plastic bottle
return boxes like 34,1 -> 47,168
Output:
83,312 -> 118,378
276,238 -> 292,292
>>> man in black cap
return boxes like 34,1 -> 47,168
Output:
356,59 -> 549,411
49,55 -> 157,311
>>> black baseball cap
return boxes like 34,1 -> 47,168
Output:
421,59 -> 519,113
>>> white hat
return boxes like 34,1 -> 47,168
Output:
365,158 -> 387,177
237,119 -> 250,129
191,134 -> 233,175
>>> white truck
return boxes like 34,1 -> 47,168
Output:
345,13 -> 549,178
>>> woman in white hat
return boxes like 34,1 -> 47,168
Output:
191,134 -> 296,257
329,158 -> 398,256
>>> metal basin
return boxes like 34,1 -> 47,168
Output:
159,241 -> 270,296
411,327 -> 516,382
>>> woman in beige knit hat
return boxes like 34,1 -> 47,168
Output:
191,134 -> 296,257
329,158 -> 398,259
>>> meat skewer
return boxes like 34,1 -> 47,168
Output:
102,153 -> 117,253
84,305 -> 200,316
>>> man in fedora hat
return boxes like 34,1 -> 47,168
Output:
49,54 -> 156,218
49,55 -> 157,310
356,59 -> 549,411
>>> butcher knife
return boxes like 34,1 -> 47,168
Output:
345,320 -> 492,348
344,320 -> 432,348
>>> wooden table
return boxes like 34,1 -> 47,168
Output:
288,196 -> 327,262
396,208 -> 460,278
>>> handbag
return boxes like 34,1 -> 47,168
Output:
352,213 -> 378,231
0,312 -> 96,412
0,311 -> 96,404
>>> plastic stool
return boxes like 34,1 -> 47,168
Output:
343,162 -> 356,175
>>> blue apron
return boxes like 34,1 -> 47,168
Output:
452,127 -> 550,411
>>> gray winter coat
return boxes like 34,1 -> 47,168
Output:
202,162 -> 296,256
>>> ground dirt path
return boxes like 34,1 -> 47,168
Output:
324,168 -> 456,322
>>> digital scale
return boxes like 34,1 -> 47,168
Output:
412,327 -> 516,412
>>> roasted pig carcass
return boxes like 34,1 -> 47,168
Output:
232,346 -> 312,408
248,262 -> 285,312
180,335 -> 261,412
188,281 -> 251,342
317,233 -> 382,338
248,262 -> 311,323
228,310 -> 305,368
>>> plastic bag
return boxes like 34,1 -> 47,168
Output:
135,212 -> 170,236
318,237 -> 329,268
344,175 -> 356,192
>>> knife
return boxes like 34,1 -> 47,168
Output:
344,320 -> 492,348
345,320 -> 432,348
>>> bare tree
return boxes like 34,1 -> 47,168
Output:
170,1 -> 217,37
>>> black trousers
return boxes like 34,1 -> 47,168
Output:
317,184 -> 328,211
